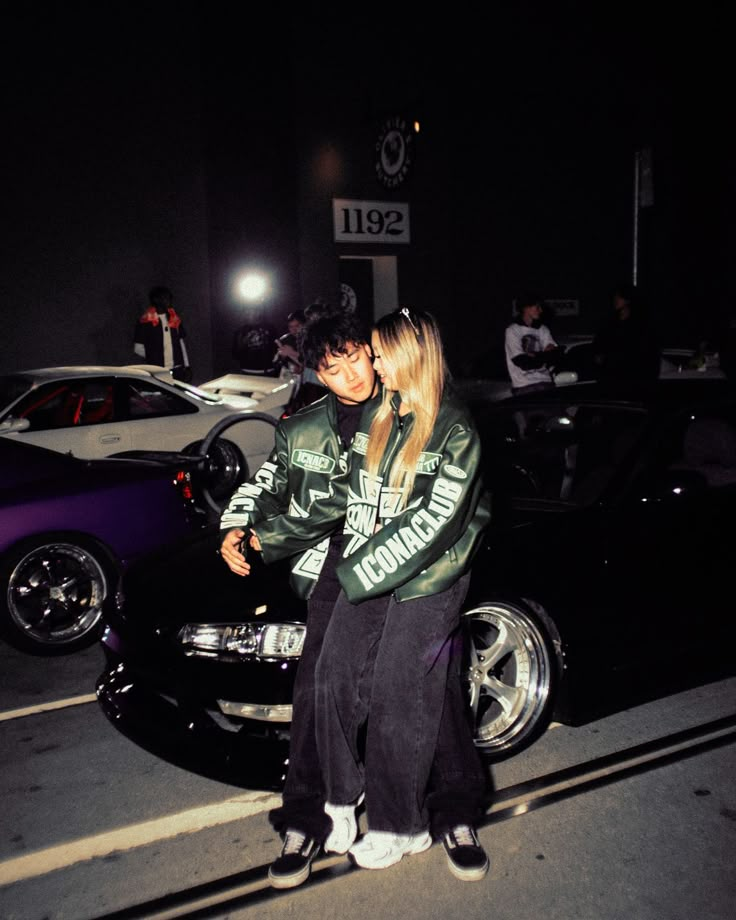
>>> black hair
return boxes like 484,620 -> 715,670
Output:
304,301 -> 332,321
613,282 -> 638,305
287,309 -> 306,324
515,292 -> 542,313
299,308 -> 369,370
149,285 -> 172,302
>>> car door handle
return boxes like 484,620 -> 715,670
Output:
99,435 -> 122,444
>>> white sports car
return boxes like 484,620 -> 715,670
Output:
0,365 -> 296,505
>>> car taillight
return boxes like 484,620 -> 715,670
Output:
174,469 -> 194,501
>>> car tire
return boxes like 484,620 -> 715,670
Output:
461,598 -> 563,760
0,536 -> 114,655
183,437 -> 247,509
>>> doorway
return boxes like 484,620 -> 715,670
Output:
339,256 -> 398,324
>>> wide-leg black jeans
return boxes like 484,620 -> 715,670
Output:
314,574 -> 485,835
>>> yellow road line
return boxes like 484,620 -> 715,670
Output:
0,694 -> 98,722
0,792 -> 282,886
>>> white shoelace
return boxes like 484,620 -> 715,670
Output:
282,830 -> 307,854
450,825 -> 477,847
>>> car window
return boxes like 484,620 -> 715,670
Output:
664,409 -> 736,488
0,375 -> 34,413
7,378 -> 115,430
120,380 -> 198,419
480,403 -> 646,504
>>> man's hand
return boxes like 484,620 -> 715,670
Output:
249,530 -> 262,552
220,528 -> 251,576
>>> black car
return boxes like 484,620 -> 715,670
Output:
97,379 -> 736,789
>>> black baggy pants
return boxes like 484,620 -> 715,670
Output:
314,574 -> 487,836
269,568 -> 488,841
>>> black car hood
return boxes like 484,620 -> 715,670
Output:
120,501 -> 584,635
119,527 -> 307,631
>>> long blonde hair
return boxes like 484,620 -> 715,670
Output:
366,309 -> 448,502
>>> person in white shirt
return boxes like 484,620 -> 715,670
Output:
504,295 -> 563,394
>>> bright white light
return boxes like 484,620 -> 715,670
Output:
236,272 -> 269,302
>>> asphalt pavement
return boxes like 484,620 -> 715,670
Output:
2,674 -> 733,920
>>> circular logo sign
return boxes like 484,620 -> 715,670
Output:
375,116 -> 414,189
340,283 -> 358,313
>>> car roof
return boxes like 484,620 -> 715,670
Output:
6,365 -> 172,382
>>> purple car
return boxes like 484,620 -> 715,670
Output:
0,436 -> 207,654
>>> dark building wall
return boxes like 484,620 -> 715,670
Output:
0,8 -> 730,383
286,11 -> 656,374
1,7 -> 213,378
285,10 -> 731,373
201,15 -> 302,377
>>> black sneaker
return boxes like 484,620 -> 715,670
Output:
442,825 -> 489,881
268,830 -> 320,889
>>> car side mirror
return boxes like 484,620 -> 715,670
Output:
553,370 -> 578,387
0,417 -> 30,433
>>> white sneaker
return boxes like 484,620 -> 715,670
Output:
349,829 -> 432,869
324,793 -> 365,854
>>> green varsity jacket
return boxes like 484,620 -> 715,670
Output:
336,387 -> 491,603
219,391 -> 354,599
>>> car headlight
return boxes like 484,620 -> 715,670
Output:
177,622 -> 305,659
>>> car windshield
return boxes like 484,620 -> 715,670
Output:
478,401 -> 647,505
0,375 -> 34,412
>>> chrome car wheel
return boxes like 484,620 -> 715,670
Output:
462,601 -> 560,759
1,540 -> 109,653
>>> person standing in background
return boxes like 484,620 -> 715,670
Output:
281,307 -> 328,413
591,283 -> 660,382
273,311 -> 306,377
504,294 -> 563,394
133,286 -> 192,382
232,308 -> 278,376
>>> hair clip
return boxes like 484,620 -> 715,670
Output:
399,306 -> 422,342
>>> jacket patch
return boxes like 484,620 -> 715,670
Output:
348,477 -> 463,591
443,464 -> 467,480
416,452 -> 442,474
343,470 -> 381,555
292,538 -> 330,580
291,449 -> 335,474
352,432 -> 369,455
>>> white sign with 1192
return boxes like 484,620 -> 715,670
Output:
333,199 -> 410,244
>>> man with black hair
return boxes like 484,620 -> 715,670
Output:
133,286 -> 192,381
592,283 -> 660,382
220,308 -> 488,889
504,295 -> 563,394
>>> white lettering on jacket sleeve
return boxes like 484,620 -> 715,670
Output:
221,460 -> 278,527
349,476 -> 463,589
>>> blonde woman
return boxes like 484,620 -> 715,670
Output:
315,308 -> 491,880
